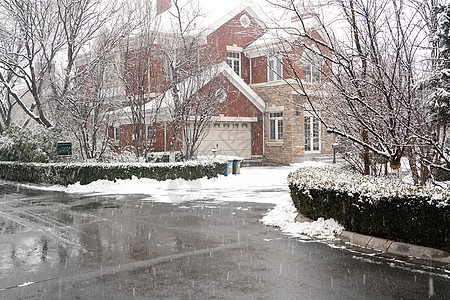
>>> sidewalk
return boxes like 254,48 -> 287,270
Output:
295,213 -> 450,270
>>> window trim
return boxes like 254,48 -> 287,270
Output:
269,112 -> 283,141
226,51 -> 241,77
267,55 -> 283,82
304,113 -> 321,153
113,127 -> 120,141
147,124 -> 154,141
303,49 -> 321,83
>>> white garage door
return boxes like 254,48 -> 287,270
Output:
196,122 -> 252,158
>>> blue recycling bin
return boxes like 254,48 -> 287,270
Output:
224,161 -> 233,176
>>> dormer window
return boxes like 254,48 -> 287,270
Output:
303,49 -> 320,82
227,52 -> 240,76
268,56 -> 283,82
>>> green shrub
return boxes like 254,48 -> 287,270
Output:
288,164 -> 450,251
0,160 -> 228,186
0,126 -> 62,162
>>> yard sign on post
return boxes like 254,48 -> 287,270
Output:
57,141 -> 72,163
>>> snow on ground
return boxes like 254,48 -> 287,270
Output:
24,161 -> 343,240
261,197 -> 344,240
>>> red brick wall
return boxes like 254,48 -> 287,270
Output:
252,121 -> 263,156
220,81 -> 262,118
207,11 -> 265,84
123,46 -> 165,95
251,56 -> 267,84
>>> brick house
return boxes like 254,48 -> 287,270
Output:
111,2 -> 335,164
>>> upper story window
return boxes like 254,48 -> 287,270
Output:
303,49 -> 320,82
269,112 -> 283,141
113,127 -> 120,141
268,56 -> 283,82
147,125 -> 153,140
227,52 -> 240,76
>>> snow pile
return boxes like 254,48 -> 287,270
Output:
261,197 -> 344,240
288,164 -> 449,205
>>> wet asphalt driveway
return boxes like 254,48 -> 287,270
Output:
0,181 -> 449,299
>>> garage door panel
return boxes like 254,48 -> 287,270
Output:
196,122 -> 252,158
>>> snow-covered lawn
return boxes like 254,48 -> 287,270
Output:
25,161 -> 344,240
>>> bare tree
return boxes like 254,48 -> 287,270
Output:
0,0 -> 126,127
116,0 -> 165,158
266,0 -> 436,180
0,0 -> 61,128
159,0 -> 230,160
50,0 -> 134,160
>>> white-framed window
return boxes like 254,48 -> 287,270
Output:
269,112 -> 283,141
163,58 -> 173,82
304,114 -> 320,152
103,61 -> 116,84
268,56 -> 283,82
147,124 -> 153,140
113,127 -> 120,141
303,49 -> 320,82
227,52 -> 241,76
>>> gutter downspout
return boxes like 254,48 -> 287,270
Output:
262,105 -> 265,158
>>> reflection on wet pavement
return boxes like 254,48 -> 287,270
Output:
0,181 -> 449,299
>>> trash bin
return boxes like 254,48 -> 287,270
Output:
232,159 -> 241,175
224,161 -> 233,176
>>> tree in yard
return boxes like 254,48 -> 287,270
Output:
161,0 -> 231,160
266,0 -> 437,180
116,0 -> 166,158
0,29 -> 21,133
413,1 -> 450,181
50,0 -> 133,161
0,0 -> 59,128
0,0 -> 134,160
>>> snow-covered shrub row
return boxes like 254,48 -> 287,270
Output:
0,159 -> 228,186
288,164 -> 450,251
288,164 -> 449,202
146,151 -> 184,163
0,126 -> 62,163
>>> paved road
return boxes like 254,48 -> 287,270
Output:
0,181 -> 449,299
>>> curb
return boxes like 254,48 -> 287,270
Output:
295,213 -> 450,267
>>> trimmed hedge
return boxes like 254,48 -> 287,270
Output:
288,164 -> 450,251
0,160 -> 228,186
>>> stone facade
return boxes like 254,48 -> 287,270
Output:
252,82 -> 335,165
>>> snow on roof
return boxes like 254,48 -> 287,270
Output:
219,62 -> 265,112
244,15 -> 324,58
205,1 -> 268,34
110,62 -> 264,121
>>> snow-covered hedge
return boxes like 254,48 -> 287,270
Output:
288,164 -> 450,251
0,126 -> 62,163
0,159 -> 228,185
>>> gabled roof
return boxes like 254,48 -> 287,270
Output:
244,16 -> 325,58
110,62 -> 265,122
205,1 -> 268,36
217,62 -> 265,112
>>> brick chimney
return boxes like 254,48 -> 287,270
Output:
157,0 -> 171,15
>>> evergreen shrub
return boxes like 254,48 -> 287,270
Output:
0,160 -> 228,186
288,164 -> 450,251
